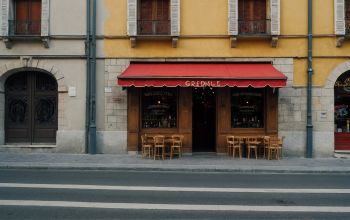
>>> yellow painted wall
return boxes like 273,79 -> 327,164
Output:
104,0 -> 350,87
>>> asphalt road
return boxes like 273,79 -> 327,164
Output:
0,169 -> 349,219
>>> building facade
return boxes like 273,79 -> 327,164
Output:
0,0 -> 91,153
1,0 -> 350,157
103,0 -> 350,157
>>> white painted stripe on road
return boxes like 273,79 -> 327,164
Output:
0,183 -> 350,194
0,200 -> 349,213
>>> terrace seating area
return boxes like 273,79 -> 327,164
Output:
226,135 -> 284,160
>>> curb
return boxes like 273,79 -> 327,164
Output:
1,164 -> 350,174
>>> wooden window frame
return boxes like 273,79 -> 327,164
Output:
140,87 -> 179,132
137,0 -> 170,36
230,88 -> 266,130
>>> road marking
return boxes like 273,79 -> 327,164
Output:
0,183 -> 350,194
0,200 -> 349,213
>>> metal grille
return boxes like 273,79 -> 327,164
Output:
8,20 -> 41,36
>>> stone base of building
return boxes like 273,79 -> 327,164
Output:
97,131 -> 127,154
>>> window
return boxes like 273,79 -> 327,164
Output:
138,0 -> 170,35
231,88 -> 264,128
142,88 -> 177,128
335,72 -> 350,133
346,0 -> 350,34
11,0 -> 41,35
238,0 -> 268,35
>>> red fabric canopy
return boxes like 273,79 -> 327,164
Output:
117,63 -> 287,88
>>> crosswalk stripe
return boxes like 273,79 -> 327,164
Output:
0,200 -> 349,212
0,183 -> 350,194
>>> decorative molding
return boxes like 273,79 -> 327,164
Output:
336,36 -> 345,47
271,36 -> 279,48
42,37 -> 50,48
3,38 -> 11,48
130,37 -> 136,48
230,36 -> 237,48
326,61 -> 350,89
172,37 -> 178,48
0,60 -> 66,88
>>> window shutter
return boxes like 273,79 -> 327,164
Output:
41,0 -> 49,37
170,0 -> 180,36
127,0 -> 137,36
1,0 -> 9,36
335,0 -> 345,35
228,0 -> 238,35
270,0 -> 280,35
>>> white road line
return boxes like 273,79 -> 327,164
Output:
0,183 -> 350,194
0,200 -> 349,213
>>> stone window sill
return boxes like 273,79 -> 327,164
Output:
2,36 -> 50,49
129,35 -> 178,48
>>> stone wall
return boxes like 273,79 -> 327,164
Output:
97,59 -> 129,153
0,58 -> 86,153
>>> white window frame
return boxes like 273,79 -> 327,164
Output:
127,0 -> 180,47
1,0 -> 50,48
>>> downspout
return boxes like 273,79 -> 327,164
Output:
86,0 -> 97,154
85,0 -> 91,153
306,0 -> 313,158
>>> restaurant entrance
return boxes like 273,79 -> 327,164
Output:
192,87 -> 216,152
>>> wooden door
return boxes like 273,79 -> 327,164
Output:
192,88 -> 216,152
5,72 -> 58,144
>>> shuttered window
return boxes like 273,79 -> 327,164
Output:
14,0 -> 41,35
138,0 -> 170,35
238,0 -> 268,34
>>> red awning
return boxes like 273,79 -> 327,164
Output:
117,63 -> 287,88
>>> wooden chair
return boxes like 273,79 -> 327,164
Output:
141,135 -> 153,158
247,137 -> 259,159
278,136 -> 284,158
226,136 -> 235,156
153,135 -> 165,160
170,135 -> 184,159
232,137 -> 242,159
263,136 -> 270,159
267,136 -> 280,160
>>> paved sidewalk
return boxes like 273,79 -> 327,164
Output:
0,152 -> 349,174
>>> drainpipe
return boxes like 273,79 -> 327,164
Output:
86,0 -> 97,154
306,0 -> 313,158
85,0 -> 91,153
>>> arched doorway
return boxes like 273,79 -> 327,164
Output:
5,71 -> 58,144
334,71 -> 350,151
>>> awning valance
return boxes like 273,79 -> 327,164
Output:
117,63 -> 287,88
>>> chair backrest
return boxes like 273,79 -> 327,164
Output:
269,136 -> 279,147
141,135 -> 147,145
172,135 -> 184,147
227,136 -> 234,143
278,136 -> 284,147
233,137 -> 241,145
263,136 -> 270,145
247,137 -> 257,142
153,135 -> 165,146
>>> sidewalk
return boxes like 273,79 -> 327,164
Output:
0,152 -> 349,174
